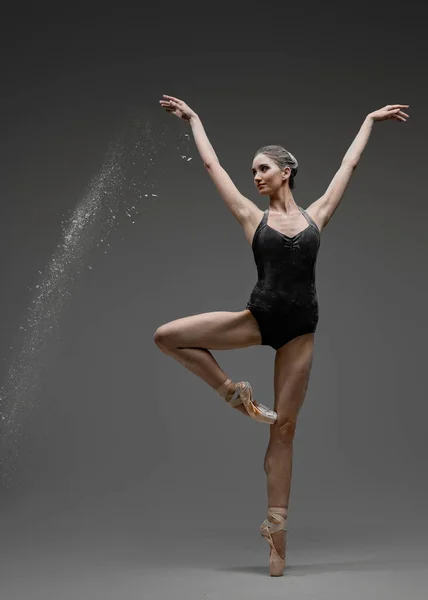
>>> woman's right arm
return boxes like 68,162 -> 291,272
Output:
160,95 -> 259,224
190,114 -> 258,223
188,113 -> 219,166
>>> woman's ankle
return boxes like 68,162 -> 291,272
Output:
216,377 -> 236,402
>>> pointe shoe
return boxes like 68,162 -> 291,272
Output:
260,506 -> 288,577
229,381 -> 277,424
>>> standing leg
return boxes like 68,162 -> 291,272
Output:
261,333 -> 315,575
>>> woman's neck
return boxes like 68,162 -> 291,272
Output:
268,187 -> 297,214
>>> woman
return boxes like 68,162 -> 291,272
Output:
154,95 -> 409,576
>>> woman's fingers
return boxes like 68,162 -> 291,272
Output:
386,105 -> 409,121
160,100 -> 178,112
392,111 -> 408,121
159,99 -> 177,114
163,94 -> 183,105
160,98 -> 183,111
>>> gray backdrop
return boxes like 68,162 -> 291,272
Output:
1,4 -> 427,599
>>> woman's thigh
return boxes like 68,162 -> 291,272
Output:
273,333 -> 315,423
154,309 -> 262,351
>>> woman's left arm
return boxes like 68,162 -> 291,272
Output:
306,104 -> 410,231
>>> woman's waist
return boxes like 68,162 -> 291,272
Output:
249,282 -> 316,306
251,280 -> 316,296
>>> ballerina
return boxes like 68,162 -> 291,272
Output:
154,95 -> 409,576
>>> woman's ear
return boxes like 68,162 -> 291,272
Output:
282,167 -> 291,180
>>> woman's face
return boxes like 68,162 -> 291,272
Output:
252,153 -> 290,195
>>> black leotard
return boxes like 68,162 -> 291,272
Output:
246,206 -> 320,350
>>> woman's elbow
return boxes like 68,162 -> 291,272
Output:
204,159 -> 220,170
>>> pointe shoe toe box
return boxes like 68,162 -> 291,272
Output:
233,382 -> 277,424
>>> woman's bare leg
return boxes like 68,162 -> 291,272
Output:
263,333 -> 315,561
154,310 -> 262,415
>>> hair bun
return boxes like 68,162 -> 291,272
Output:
287,151 -> 299,171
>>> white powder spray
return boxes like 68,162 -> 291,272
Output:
0,118 -> 192,486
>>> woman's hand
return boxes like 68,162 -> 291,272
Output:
367,104 -> 410,123
159,95 -> 197,122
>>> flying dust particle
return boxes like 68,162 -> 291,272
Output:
0,117 -> 193,488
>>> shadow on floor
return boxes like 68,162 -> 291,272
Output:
218,556 -> 428,577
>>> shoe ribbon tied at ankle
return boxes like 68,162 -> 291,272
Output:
260,507 -> 288,536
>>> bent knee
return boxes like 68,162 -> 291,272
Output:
272,417 -> 297,444
153,325 -> 174,349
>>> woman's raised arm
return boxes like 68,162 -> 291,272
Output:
160,94 -> 260,224
306,104 -> 410,231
